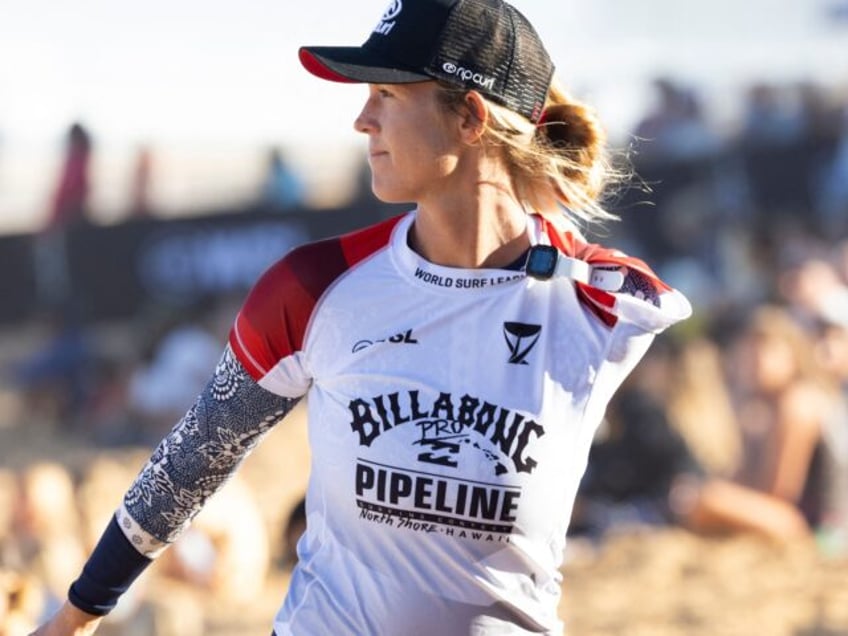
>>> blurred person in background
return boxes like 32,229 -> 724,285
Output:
30,0 -> 691,634
258,147 -> 306,212
126,299 -> 226,444
44,123 -> 93,232
797,81 -> 846,236
797,80 -> 846,143
791,245 -> 848,552
33,122 -> 94,308
739,82 -> 822,224
572,335 -> 810,543
740,83 -> 806,148
723,305 -> 846,535
619,76 -> 724,286
2,302 -> 93,426
127,145 -> 154,219
632,77 -> 721,162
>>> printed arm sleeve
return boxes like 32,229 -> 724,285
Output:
67,345 -> 301,616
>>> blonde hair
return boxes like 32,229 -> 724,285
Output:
437,78 -> 626,227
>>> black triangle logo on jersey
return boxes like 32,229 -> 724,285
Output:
503,322 -> 542,365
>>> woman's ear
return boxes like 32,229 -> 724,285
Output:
458,91 -> 488,143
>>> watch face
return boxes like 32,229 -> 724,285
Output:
525,245 -> 558,279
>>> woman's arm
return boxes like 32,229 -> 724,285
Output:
31,345 -> 301,632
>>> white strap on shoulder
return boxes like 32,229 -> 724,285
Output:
557,256 -> 624,292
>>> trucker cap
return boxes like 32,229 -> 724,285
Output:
299,0 -> 555,123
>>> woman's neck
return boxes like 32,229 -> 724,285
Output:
410,164 -> 531,269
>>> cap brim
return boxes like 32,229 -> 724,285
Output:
299,46 -> 432,84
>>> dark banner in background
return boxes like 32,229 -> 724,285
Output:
0,234 -> 39,324
1,202 -> 402,325
1,134 -> 838,326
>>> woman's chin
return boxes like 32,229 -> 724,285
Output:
370,185 -> 413,205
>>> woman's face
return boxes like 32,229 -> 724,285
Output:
354,81 -> 464,203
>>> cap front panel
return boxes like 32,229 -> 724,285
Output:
363,0 -> 457,72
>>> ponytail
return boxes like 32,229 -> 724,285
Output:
530,79 -> 623,225
437,78 -> 626,227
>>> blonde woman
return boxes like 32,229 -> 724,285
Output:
33,1 -> 690,634
727,305 -> 842,522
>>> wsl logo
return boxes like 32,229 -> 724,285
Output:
374,0 -> 402,35
503,322 -> 541,365
352,328 -> 418,353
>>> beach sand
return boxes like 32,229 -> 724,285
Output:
4,401 -> 848,636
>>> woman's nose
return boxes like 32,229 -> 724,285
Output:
354,100 -> 377,134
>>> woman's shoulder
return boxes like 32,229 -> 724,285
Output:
254,213 -> 408,299
284,213 -> 405,276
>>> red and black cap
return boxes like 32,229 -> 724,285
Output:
299,0 -> 554,123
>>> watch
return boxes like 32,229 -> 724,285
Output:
524,244 -> 624,292
524,244 -> 560,280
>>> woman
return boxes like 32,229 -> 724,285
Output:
573,336 -> 811,543
33,0 -> 690,634
725,305 -> 843,526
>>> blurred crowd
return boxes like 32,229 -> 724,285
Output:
0,454 -> 300,635
569,76 -> 848,551
1,74 -> 848,634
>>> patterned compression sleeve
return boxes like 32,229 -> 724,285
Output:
68,347 -> 298,616
116,344 -> 300,555
69,345 -> 299,614
69,345 -> 300,614
68,344 -> 301,617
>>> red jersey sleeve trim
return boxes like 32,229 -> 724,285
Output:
339,214 -> 405,266
229,214 -> 404,382
229,318 -> 270,379
541,217 -> 671,328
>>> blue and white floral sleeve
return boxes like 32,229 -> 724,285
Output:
115,344 -> 300,557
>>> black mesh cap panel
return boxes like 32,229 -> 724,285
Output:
426,0 -> 553,121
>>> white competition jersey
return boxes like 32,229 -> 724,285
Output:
229,211 -> 691,635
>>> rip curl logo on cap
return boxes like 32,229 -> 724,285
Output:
441,61 -> 495,90
374,0 -> 402,35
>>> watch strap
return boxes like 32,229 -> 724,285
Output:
556,256 -> 624,292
